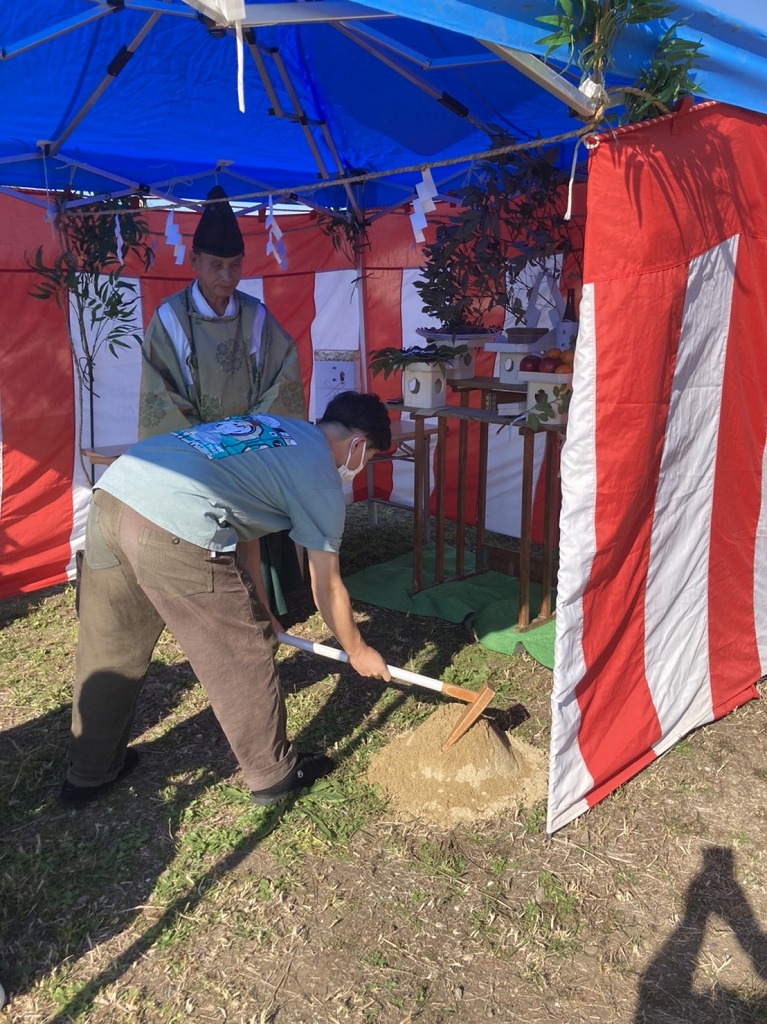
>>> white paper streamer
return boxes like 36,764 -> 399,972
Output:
236,18 -> 245,113
114,214 -> 124,265
265,196 -> 287,268
164,209 -> 186,265
409,168 -> 438,242
415,168 -> 437,212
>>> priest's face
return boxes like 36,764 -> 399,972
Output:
191,250 -> 244,316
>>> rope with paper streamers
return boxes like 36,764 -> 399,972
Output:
97,122 -> 600,224
60,99 -> 714,221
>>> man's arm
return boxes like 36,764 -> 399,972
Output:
306,549 -> 391,680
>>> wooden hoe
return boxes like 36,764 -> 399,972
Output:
278,632 -> 495,750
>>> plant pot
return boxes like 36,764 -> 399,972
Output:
516,371 -> 573,426
403,362 -> 447,409
416,326 -> 495,348
446,347 -> 475,380
504,327 -> 549,345
485,328 -> 549,385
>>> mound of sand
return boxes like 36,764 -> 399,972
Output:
366,703 -> 547,827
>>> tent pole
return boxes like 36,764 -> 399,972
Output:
1,9 -> 113,60
334,23 -> 493,135
357,248 -> 368,396
50,14 -> 161,156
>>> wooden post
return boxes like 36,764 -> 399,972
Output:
518,427 -> 535,628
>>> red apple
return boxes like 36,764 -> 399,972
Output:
538,357 -> 561,373
519,354 -> 541,372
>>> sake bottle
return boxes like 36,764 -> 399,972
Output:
556,288 -> 578,348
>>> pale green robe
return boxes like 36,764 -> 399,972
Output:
138,285 -> 306,438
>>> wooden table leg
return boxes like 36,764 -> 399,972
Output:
539,431 -> 557,620
366,460 -> 378,528
412,417 -> 424,593
518,428 -> 535,628
475,421 -> 489,573
435,417 -> 448,584
456,418 -> 468,578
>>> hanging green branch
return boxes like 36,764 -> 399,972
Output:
536,0 -> 706,125
317,208 -> 371,266
27,194 -> 154,378
26,194 -> 154,467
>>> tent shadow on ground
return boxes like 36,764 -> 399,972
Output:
633,845 -> 767,1022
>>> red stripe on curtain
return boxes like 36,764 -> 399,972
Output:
0,272 -> 75,596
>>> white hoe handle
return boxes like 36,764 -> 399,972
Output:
277,631 -> 478,703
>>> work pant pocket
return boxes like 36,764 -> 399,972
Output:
136,527 -> 213,596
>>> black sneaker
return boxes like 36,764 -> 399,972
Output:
59,748 -> 141,808
250,753 -> 334,807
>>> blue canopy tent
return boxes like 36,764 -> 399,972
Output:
1,1 -> 766,212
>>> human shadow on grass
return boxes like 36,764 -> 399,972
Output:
634,845 -> 767,1023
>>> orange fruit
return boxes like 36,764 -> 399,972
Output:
559,348 -> 575,365
544,347 -> 562,360
555,363 -> 572,374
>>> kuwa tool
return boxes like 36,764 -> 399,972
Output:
440,681 -> 496,751
278,632 -> 495,748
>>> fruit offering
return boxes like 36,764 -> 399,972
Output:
519,347 -> 574,374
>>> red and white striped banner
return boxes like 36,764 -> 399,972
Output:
549,102 -> 767,832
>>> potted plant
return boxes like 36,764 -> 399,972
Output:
370,342 -> 469,409
414,142 -> 584,343
515,348 -> 574,429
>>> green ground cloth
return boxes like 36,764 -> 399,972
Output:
344,544 -> 556,669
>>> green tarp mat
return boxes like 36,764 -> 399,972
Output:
344,544 -> 555,669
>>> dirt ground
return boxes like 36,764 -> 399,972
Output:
3,509 -> 767,1023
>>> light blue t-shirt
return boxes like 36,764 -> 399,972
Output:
97,414 -> 345,552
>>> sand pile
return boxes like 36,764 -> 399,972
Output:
366,703 -> 547,827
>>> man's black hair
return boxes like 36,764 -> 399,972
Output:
318,391 -> 391,452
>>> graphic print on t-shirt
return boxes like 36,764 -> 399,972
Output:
174,414 -> 297,460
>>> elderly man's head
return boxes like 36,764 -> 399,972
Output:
191,185 -> 245,315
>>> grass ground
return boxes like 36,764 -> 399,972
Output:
2,505 -> 767,1023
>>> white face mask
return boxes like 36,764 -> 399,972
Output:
338,436 -> 367,484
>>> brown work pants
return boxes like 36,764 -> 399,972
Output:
68,489 -> 296,792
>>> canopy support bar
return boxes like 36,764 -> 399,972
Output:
245,31 -> 362,215
268,48 -> 331,180
1,8 -> 114,60
186,1 -> 395,28
50,13 -> 161,156
479,41 -> 598,120
333,21 -> 496,71
270,47 -> 366,216
335,22 -> 493,136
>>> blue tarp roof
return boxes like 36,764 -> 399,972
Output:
1,1 -> 766,210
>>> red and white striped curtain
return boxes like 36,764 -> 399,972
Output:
549,102 -> 767,832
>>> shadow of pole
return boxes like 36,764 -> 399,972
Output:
634,845 -> 767,1022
